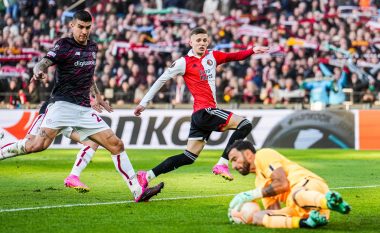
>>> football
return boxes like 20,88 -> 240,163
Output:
230,201 -> 261,224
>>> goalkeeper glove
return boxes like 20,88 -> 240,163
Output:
229,188 -> 263,211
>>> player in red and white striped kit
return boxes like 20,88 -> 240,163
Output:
134,27 -> 269,186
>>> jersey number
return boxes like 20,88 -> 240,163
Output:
92,113 -> 102,122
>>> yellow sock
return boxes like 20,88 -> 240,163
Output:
263,214 -> 301,228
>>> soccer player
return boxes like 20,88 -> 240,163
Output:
134,27 -> 269,185
227,140 -> 351,229
0,10 -> 163,202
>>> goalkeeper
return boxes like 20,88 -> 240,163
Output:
227,140 -> 351,229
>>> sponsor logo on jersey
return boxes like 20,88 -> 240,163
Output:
47,51 -> 56,57
200,68 -> 213,80
74,60 -> 96,67
75,52 -> 81,56
199,70 -> 209,80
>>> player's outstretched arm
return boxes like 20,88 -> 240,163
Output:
33,58 -> 53,80
134,58 -> 185,116
214,46 -> 269,64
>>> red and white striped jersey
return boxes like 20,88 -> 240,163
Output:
139,49 -> 254,112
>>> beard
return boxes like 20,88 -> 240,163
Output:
239,157 -> 251,176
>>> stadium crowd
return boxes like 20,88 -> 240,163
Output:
1,0 -> 380,109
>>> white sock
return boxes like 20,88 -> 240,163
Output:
146,170 -> 156,182
111,151 -> 142,199
217,157 -> 229,166
0,139 -> 28,160
70,146 -> 95,177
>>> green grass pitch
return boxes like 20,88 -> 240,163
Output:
0,149 -> 379,233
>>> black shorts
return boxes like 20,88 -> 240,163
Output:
189,108 -> 233,141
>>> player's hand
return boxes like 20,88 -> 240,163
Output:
252,46 -> 269,54
91,97 -> 113,113
32,71 -> 47,80
134,105 -> 145,116
229,192 -> 255,211
97,98 -> 113,113
229,189 -> 262,211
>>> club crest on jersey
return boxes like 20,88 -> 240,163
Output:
207,59 -> 213,66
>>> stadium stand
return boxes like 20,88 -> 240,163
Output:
1,0 -> 380,110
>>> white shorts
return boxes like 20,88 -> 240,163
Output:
28,113 -> 73,138
40,101 -> 110,141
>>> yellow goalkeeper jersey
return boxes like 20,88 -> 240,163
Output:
254,148 -> 325,190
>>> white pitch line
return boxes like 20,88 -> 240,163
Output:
1,184 -> 379,213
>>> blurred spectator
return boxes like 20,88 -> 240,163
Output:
171,76 -> 188,105
347,73 -> 368,103
302,72 -> 330,107
27,81 -> 40,104
328,67 -> 348,105
5,79 -> 20,109
134,83 -> 148,104
115,81 -> 134,105
260,80 -> 279,105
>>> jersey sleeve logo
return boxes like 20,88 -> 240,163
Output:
47,51 -> 56,57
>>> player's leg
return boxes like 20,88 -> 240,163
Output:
292,178 -> 351,215
63,128 -> 98,193
213,111 -> 253,181
138,112 -> 210,186
88,129 -> 163,202
1,127 -> 58,160
252,209 -> 328,229
1,101 -> 74,159
78,106 -> 162,201
0,113 -> 43,160
139,139 -> 205,186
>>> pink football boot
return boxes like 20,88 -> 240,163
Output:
64,175 -> 90,193
212,164 -> 234,181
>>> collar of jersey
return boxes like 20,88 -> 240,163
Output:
187,49 -> 209,58
70,37 -> 88,48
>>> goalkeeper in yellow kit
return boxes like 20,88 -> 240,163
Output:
227,140 -> 351,229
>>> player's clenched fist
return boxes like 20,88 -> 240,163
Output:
32,71 -> 47,80
134,105 -> 145,116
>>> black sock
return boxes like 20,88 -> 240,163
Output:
152,150 -> 198,177
299,219 -> 312,228
221,119 -> 253,160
